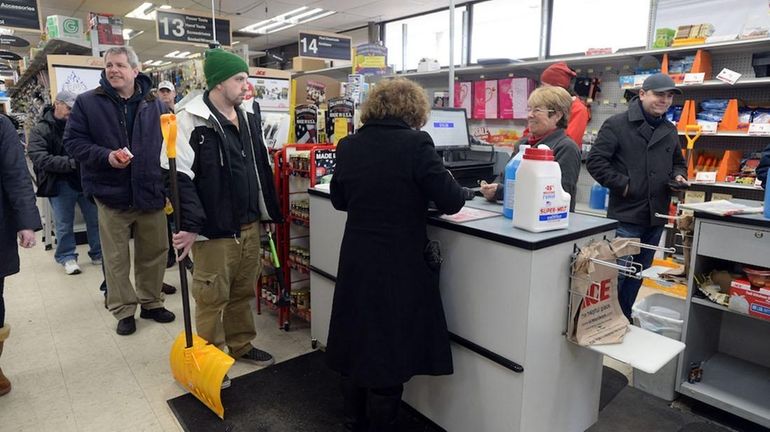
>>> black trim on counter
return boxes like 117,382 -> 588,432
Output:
308,187 -> 617,251
309,265 -> 337,282
695,211 -> 770,229
449,332 -> 524,374
426,216 -> 617,251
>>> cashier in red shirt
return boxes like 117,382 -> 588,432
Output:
524,62 -> 590,149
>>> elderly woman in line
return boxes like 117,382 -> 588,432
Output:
327,78 -> 465,431
480,85 -> 581,211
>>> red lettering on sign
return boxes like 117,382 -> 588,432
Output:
582,279 -> 611,307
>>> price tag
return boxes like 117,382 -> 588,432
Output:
700,122 -> 718,134
694,171 -> 717,183
682,72 -> 705,85
716,68 -> 741,85
748,123 -> 770,136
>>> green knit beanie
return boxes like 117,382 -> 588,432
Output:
204,48 -> 249,89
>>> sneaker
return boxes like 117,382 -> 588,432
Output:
139,307 -> 175,323
91,257 -> 102,266
161,283 -> 177,295
116,316 -> 136,335
64,260 -> 81,275
221,374 -> 231,389
239,347 -> 275,367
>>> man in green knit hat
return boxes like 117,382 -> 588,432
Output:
162,48 -> 283,387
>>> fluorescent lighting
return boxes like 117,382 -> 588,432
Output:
187,53 -> 201,59
143,59 -> 154,65
267,23 -> 296,34
290,8 -> 323,22
159,4 -> 171,9
297,10 -> 336,24
150,60 -> 164,66
161,61 -> 172,66
239,6 -> 316,33
126,2 -> 160,21
123,28 -> 145,40
177,51 -> 191,57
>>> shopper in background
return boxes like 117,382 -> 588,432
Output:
63,46 -> 175,336
0,114 -> 42,396
538,62 -> 590,147
586,73 -> 688,320
758,142 -> 769,186
28,90 -> 102,275
167,49 -> 283,383
481,86 -> 581,211
327,78 -> 465,431
157,80 -> 177,112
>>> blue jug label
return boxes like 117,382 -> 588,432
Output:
504,179 -> 516,209
539,212 -> 568,221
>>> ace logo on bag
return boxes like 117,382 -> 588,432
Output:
568,238 -> 640,346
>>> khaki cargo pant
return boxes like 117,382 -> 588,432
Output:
95,199 -> 168,320
191,222 -> 262,358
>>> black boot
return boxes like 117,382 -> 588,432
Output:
367,385 -> 402,432
341,376 -> 367,431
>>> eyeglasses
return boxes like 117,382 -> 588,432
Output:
526,107 -> 555,114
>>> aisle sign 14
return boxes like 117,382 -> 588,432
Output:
156,9 -> 231,46
298,32 -> 351,61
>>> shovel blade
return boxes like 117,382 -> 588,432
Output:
170,332 -> 235,419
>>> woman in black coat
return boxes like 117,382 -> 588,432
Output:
327,78 -> 465,431
0,114 -> 41,396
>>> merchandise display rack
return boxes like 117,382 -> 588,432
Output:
9,38 -> 91,98
256,143 -> 335,331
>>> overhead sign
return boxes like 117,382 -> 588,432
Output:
354,43 -> 388,76
298,32 -> 351,61
0,35 -> 30,47
0,50 -> 21,60
156,9 -> 231,46
0,0 -> 41,32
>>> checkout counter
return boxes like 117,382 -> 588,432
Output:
307,187 -> 684,431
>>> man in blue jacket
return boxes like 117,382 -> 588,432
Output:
64,46 -> 174,336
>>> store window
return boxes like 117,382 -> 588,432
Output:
654,0 -> 770,42
385,7 -> 465,72
549,0 -> 651,56
471,0 -> 542,63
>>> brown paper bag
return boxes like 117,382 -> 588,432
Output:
568,238 -> 640,346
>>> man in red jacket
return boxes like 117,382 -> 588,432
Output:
538,62 -> 590,149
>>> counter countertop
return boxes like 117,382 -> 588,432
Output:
694,210 -> 770,229
308,188 -> 618,250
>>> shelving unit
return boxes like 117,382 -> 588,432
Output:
9,38 -> 91,98
257,143 -> 335,331
678,215 -> 770,428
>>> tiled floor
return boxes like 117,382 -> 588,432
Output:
0,239 -> 312,432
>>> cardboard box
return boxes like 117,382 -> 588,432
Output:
729,279 -> 770,322
46,15 -> 84,41
88,13 -> 124,46
292,57 -> 327,72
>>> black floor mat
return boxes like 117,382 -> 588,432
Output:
167,350 -> 443,432
166,351 -> 646,432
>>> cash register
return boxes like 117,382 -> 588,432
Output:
422,108 -> 495,188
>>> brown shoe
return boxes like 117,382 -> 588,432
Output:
0,328 -> 10,397
161,283 -> 176,295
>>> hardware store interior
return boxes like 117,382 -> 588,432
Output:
0,0 -> 769,431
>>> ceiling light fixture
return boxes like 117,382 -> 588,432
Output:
239,6 -> 336,34
123,28 -> 145,40
126,2 -> 169,21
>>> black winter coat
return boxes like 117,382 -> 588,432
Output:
586,99 -> 686,226
758,142 -> 769,186
27,107 -> 79,197
63,73 -> 168,210
0,116 -> 41,278
168,95 -> 283,239
326,118 -> 465,388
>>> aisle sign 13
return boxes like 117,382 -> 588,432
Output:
298,31 -> 351,61
156,9 -> 231,46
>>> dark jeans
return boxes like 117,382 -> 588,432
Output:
616,223 -> 665,320
0,277 -> 5,328
49,181 -> 101,264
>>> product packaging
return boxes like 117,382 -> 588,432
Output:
472,80 -> 498,119
295,104 -> 319,144
326,97 -> 355,142
498,78 -> 535,120
729,279 -> 770,322
453,81 -> 472,114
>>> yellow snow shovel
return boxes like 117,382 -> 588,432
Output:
163,113 -> 234,419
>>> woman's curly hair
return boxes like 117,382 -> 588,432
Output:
360,78 -> 430,129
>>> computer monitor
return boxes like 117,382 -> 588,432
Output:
421,108 -> 471,151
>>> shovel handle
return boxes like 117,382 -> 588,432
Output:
266,230 -> 281,269
162,114 -> 194,349
684,124 -> 701,150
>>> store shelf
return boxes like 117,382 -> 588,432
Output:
691,296 -> 770,325
292,64 -> 352,80
290,215 -> 310,227
385,37 -> 770,80
679,353 -> 770,428
289,260 -> 310,274
627,77 -> 770,91
677,131 -> 755,137
9,38 -> 91,98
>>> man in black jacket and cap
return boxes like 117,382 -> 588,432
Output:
28,90 -> 102,275
587,73 -> 688,320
